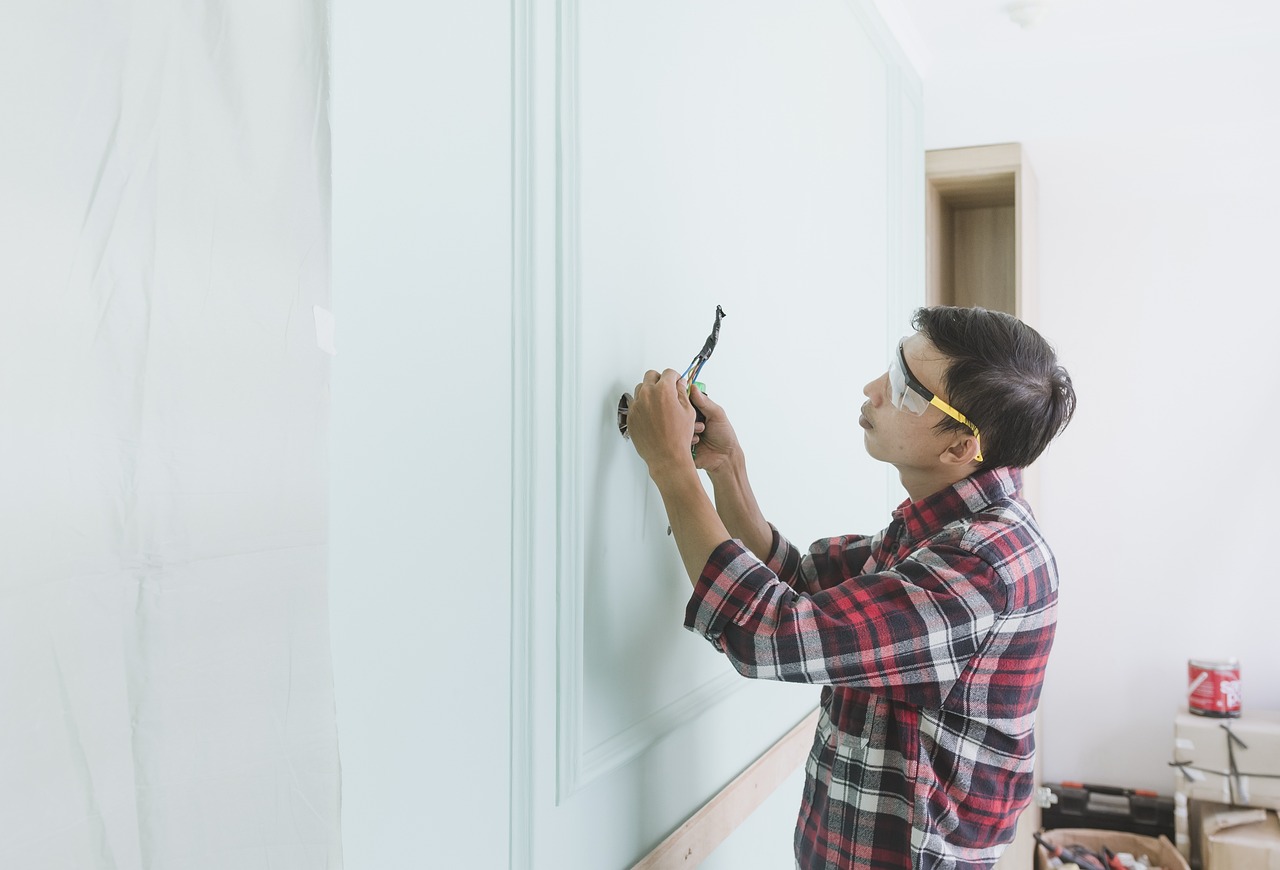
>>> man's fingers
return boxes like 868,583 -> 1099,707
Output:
649,369 -> 692,406
689,381 -> 718,412
633,369 -> 695,415
634,369 -> 662,398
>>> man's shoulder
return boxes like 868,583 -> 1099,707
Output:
930,491 -> 1039,547
935,495 -> 1058,605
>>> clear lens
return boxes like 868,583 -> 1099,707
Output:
888,351 -> 930,415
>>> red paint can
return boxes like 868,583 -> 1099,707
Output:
1188,658 -> 1242,718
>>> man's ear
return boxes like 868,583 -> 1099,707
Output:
939,433 -> 981,467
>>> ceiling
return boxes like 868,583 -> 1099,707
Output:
892,0 -> 1280,74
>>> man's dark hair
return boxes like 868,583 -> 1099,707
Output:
912,306 -> 1076,470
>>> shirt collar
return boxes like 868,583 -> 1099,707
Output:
893,466 -> 1022,542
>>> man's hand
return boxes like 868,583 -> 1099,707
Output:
690,383 -> 771,564
627,369 -> 697,477
688,383 -> 740,475
626,368 -> 733,586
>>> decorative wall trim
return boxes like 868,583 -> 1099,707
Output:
552,0 -> 925,807
549,0 -> 751,802
577,671 -> 743,789
553,0 -> 585,805
509,0 -> 536,865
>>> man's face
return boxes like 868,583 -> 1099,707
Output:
858,333 -> 965,470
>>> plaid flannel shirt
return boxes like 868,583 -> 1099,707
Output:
684,466 -> 1057,870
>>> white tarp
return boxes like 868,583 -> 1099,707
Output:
0,3 -> 341,868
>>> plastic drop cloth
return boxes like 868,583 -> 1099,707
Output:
0,3 -> 340,868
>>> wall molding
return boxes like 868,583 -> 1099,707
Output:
552,0 -> 585,805
549,0 -> 753,803
509,0 -> 927,863
549,0 -> 927,810
577,671 -> 743,792
509,0 -> 541,865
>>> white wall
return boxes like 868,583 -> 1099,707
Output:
331,2 -> 924,867
919,11 -> 1280,791
329,2 -> 513,868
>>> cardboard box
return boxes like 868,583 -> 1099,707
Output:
1200,805 -> 1280,870
1035,828 -> 1189,870
1173,711 -> 1280,811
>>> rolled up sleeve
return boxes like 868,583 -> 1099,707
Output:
684,536 -> 1007,708
764,524 -> 803,588
684,538 -> 781,651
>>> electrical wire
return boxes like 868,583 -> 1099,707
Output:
682,305 -> 725,393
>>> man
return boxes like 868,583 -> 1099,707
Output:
625,305 -> 1076,870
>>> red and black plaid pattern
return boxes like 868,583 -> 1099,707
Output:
684,467 -> 1057,870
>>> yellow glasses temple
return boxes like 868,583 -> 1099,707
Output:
929,396 -> 984,463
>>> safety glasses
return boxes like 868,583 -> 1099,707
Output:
888,339 -> 984,462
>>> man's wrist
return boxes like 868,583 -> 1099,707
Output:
647,455 -> 698,488
705,446 -> 745,484
706,448 -> 748,491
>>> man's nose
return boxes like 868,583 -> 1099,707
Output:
863,373 -> 887,406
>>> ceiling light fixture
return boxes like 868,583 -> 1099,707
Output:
1004,0 -> 1052,29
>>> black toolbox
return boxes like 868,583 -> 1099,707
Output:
1041,782 -> 1176,841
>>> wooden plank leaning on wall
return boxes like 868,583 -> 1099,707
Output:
632,708 -> 822,869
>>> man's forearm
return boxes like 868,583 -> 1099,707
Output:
707,451 -> 773,563
649,461 -> 733,588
